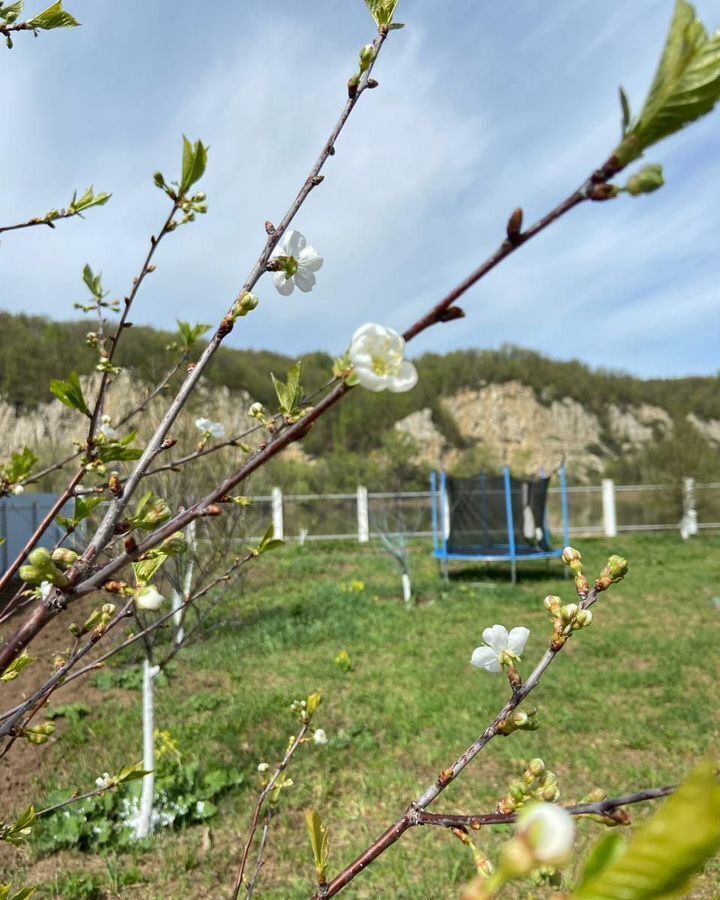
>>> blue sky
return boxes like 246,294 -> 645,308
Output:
2,0 -> 719,378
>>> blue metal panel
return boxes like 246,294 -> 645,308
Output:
559,465 -> 570,548
503,466 -> 516,563
440,468 -> 448,554
430,471 -> 439,552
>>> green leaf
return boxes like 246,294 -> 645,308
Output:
0,651 -> 34,683
176,320 -> 211,350
619,86 -> 632,135
180,136 -> 208,194
364,0 -> 399,27
304,809 -> 330,884
1,447 -> 37,484
27,0 -> 79,29
0,2 -> 24,24
49,372 -> 91,417
128,490 -> 171,531
97,431 -> 142,464
57,495 -> 103,531
580,832 -> 627,885
575,759 -> 720,899
116,763 -> 148,783
615,1 -> 720,165
0,805 -> 36,846
82,263 -> 103,298
132,554 -> 167,586
271,361 -> 304,417
69,186 -> 111,215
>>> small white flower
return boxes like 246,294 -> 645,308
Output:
313,728 -> 328,745
99,422 -> 118,441
271,230 -> 324,295
471,624 -> 530,673
39,581 -> 53,600
135,584 -> 164,611
11,484 -> 24,495
515,802 -> 575,865
95,772 -> 113,790
195,417 -> 225,439
348,323 -> 418,393
257,762 -> 269,773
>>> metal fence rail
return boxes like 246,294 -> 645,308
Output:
1,478 -> 717,573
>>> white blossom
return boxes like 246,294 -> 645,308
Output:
348,323 -> 418,393
515,802 -> 575,865
195,417 -> 225,439
257,762 -> 269,773
471,624 -> 530,673
39,581 -> 53,600
135,584 -> 165,611
95,772 -> 113,790
11,484 -> 24,495
272,230 -> 324,295
99,422 -> 118,440
313,728 -> 328,745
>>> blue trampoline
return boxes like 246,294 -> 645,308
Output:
431,466 -> 570,584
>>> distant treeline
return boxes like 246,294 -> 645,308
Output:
1,310 -> 719,486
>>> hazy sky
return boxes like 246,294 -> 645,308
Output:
2,0 -> 719,378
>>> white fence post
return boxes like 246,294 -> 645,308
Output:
357,485 -> 369,543
271,486 -> 284,541
602,479 -> 617,538
680,477 -> 698,539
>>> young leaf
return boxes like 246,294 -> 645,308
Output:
128,490 -> 171,531
579,832 -> 627,885
364,0 -> 399,27
1,447 -> 37,484
117,762 -> 149,783
271,361 -> 304,417
176,320 -> 211,350
180,136 -> 208,194
97,432 -> 142,464
50,372 -> 91,416
69,186 -> 111,215
56,495 -> 104,531
132,554 -> 167,586
0,2 -> 24,25
615,1 -> 720,165
619,86 -> 632,135
0,650 -> 34,683
27,0 -> 79,29
304,809 -> 330,884
575,759 -> 720,899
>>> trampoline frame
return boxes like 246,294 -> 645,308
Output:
430,465 -> 570,583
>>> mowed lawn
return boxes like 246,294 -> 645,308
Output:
3,533 -> 720,898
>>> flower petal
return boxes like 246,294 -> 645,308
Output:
355,367 -> 388,392
507,626 -> 530,655
299,247 -> 324,272
284,230 -> 306,257
294,269 -> 317,292
351,322 -> 387,345
388,360 -> 418,393
273,271 -> 295,296
471,646 -> 502,673
482,624 -> 509,654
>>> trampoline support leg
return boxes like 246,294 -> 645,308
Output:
510,560 -> 517,585
442,559 -> 449,583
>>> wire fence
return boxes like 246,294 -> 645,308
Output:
1,479 -> 717,574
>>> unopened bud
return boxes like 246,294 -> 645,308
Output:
625,164 -> 664,196
575,573 -> 591,596
573,609 -> 593,630
543,595 -> 562,617
527,758 -> 546,778
347,74 -> 360,98
506,207 -> 523,242
51,548 -> 78,569
541,784 -> 561,802
204,504 -> 222,517
249,402 -> 266,420
560,603 -> 579,624
359,43 -> 375,72
233,291 -> 259,318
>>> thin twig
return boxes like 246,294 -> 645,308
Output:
412,785 -> 677,830
231,723 -> 310,900
247,813 -> 273,899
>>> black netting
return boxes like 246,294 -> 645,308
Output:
445,473 -> 552,555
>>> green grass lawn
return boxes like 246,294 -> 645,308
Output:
3,533 -> 720,898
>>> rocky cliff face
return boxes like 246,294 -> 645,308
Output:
394,380 -> 703,480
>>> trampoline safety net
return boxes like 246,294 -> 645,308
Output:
446,473 -> 551,556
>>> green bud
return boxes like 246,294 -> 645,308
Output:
541,784 -> 561,802
543,595 -> 562,617
153,172 -> 166,188
51,548 -> 79,569
233,291 -> 260,319
561,546 -> 584,576
527,758 -> 546,778
28,548 -> 52,568
19,565 -> 42,585
606,555 -> 629,580
573,609 -> 593,630
560,603 -> 579,624
625,164 -> 664,196
509,780 -> 526,800
359,43 -> 375,72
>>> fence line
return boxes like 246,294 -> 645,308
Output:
1,479 -> 717,573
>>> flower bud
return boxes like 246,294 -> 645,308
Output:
527,758 -> 546,778
135,584 -> 164,611
543,595 -> 562,617
19,565 -> 42,585
541,784 -> 561,802
359,43 -> 375,72
562,546 -> 584,576
572,609 -> 593,630
248,402 -> 266,420
51,548 -> 79,569
575,573 -> 590,595
560,603 -> 579,624
12,484 -> 24,495
233,291 -> 259,318
625,164 -> 664,196
28,548 -> 52,568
